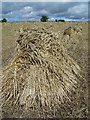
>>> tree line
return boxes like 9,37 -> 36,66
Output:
1,16 -> 65,22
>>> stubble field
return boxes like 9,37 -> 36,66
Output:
1,21 -> 88,118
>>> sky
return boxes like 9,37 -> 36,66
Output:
1,1 -> 89,21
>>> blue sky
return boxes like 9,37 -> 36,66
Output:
1,1 -> 89,21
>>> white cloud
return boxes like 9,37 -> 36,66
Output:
21,9 -> 49,20
1,0 -> 89,2
2,2 -> 88,21
22,11 -> 35,19
36,9 -> 49,16
68,4 -> 88,15
19,6 -> 33,14
0,14 -> 2,19
49,17 -> 55,21
20,6 -> 33,12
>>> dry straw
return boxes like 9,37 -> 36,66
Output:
2,27 -> 82,117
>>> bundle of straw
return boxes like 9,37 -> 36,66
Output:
2,27 -> 82,117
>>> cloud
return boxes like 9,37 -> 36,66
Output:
0,3 -> 2,20
68,4 -> 88,15
2,2 -> 89,21
20,6 -> 33,13
2,0 -> 89,2
61,3 -> 88,20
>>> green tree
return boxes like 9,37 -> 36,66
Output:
58,19 -> 65,22
55,19 -> 58,22
40,15 -> 48,22
1,18 -> 7,22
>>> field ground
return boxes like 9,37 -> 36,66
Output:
2,22 -> 88,118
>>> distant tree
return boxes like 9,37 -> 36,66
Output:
58,19 -> 65,22
40,15 -> 48,22
55,19 -> 58,22
1,18 -> 7,22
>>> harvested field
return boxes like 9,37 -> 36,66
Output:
1,22 -> 88,118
